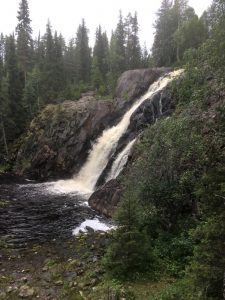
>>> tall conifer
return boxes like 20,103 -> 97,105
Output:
16,0 -> 33,83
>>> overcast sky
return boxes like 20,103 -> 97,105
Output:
1,0 -> 212,49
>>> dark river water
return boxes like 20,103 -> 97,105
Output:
0,178 -> 108,249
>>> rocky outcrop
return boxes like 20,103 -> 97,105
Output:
16,96 -> 116,179
16,68 -> 169,180
115,68 -> 170,101
88,179 -> 124,217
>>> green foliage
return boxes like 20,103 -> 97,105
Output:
16,0 -> 33,79
153,231 -> 193,277
92,25 -> 109,93
125,12 -> 142,69
188,215 -> 225,299
103,191 -> 156,280
75,19 -> 91,84
0,3 -> 151,151
152,0 -> 208,66
148,279 -> 196,300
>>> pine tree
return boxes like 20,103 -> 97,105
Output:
92,26 -> 109,93
4,34 -> 24,141
114,11 -> 126,73
91,56 -> 103,91
0,34 -> 4,81
16,0 -> 33,84
23,65 -> 41,117
152,0 -> 174,66
41,21 -> 59,102
207,0 -> 225,28
34,32 -> 45,70
103,190 -> 153,279
75,19 -> 91,84
53,31 -> 65,94
108,11 -> 126,92
141,43 -> 150,67
125,12 -> 142,69
0,34 -> 9,157
64,38 -> 76,84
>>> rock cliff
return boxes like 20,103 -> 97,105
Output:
16,68 -> 167,180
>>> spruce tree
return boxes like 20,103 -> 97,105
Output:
75,19 -> 91,84
53,31 -> 65,94
5,34 -> 24,141
125,12 -> 142,69
0,34 -> 9,157
152,0 -> 174,66
92,26 -> 109,93
141,43 -> 150,67
103,190 -> 153,279
16,0 -> 33,84
41,21 -> 59,102
114,11 -> 126,73
64,38 -> 76,84
34,33 -> 45,70
23,66 -> 41,117
108,12 -> 126,92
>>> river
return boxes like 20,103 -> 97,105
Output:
0,178 -> 111,249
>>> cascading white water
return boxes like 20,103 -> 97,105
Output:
106,138 -> 136,182
52,69 -> 183,195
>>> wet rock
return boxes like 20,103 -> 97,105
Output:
89,179 -> 123,217
115,67 -> 170,101
85,226 -> 95,233
16,96 -> 116,179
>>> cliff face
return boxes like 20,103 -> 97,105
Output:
16,68 -> 167,180
16,96 -> 115,179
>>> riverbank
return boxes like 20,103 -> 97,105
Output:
0,231 -> 173,300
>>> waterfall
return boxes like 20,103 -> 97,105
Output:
52,69 -> 183,195
106,138 -> 136,182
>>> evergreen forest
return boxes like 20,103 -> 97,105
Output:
0,0 -> 225,299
